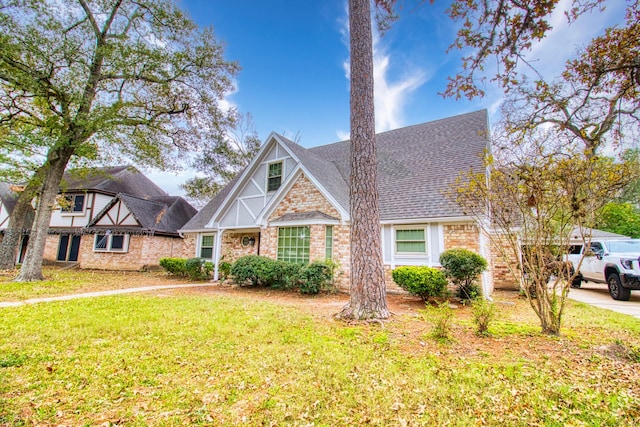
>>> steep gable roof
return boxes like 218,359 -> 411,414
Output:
62,166 -> 167,198
88,193 -> 196,236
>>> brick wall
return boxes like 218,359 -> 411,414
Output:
269,174 -> 340,220
221,231 -> 259,263
79,234 -> 186,271
489,232 -> 521,290
443,223 -> 480,251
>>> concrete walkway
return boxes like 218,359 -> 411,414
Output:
0,283 -> 217,308
568,281 -> 640,319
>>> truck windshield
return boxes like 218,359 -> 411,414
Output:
606,240 -> 640,253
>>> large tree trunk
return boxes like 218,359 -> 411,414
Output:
0,171 -> 42,269
338,0 -> 389,320
14,147 -> 74,282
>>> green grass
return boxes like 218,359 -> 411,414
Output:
0,268 -> 191,301
1,292 -> 640,426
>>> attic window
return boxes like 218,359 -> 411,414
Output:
61,194 -> 85,214
267,162 -> 283,192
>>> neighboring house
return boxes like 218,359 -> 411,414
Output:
179,110 -> 507,293
2,166 -> 196,269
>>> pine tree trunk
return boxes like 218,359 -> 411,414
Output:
14,148 -> 74,282
0,173 -> 41,269
338,0 -> 389,320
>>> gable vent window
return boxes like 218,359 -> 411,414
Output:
267,162 -> 283,192
61,194 -> 85,214
94,233 -> 129,253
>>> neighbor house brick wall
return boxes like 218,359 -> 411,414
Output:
79,234 -> 185,270
43,235 -> 62,263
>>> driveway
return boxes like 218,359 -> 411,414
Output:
568,281 -> 640,319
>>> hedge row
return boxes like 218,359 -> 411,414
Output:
159,257 -> 213,281
230,255 -> 336,295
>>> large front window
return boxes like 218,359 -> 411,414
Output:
395,228 -> 427,255
94,233 -> 128,253
267,162 -> 283,192
277,226 -> 310,264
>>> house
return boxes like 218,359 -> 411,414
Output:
179,110 -> 509,293
1,166 -> 196,269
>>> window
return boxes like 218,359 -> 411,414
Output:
395,228 -> 427,254
94,233 -> 128,252
61,194 -> 85,213
200,234 -> 214,259
325,226 -> 333,259
267,162 -> 283,192
277,226 -> 310,264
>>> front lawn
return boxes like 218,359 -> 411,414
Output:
1,285 -> 639,426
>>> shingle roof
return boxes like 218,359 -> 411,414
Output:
308,109 -> 489,220
62,166 -> 167,198
0,182 -> 19,215
88,193 -> 196,236
181,110 -> 489,230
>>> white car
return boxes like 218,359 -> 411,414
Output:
568,239 -> 640,301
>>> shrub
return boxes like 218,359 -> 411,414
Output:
230,255 -> 270,286
185,257 -> 213,281
439,248 -> 488,301
471,299 -> 497,336
218,260 -> 232,281
159,258 -> 187,277
391,266 -> 447,301
430,302 -> 455,341
298,260 -> 335,294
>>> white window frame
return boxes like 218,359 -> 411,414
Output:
198,234 -> 215,259
93,233 -> 129,253
60,194 -> 86,216
394,225 -> 429,257
266,160 -> 283,193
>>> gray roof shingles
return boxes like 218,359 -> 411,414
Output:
180,110 -> 488,231
62,166 -> 167,199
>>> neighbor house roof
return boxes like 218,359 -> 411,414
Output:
87,193 -> 197,236
61,166 -> 167,199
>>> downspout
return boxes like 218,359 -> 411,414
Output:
213,229 -> 224,281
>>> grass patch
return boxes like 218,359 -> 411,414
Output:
0,267 -> 191,301
1,291 -> 640,426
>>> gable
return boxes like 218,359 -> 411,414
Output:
212,136 -> 299,228
94,200 -> 140,227
268,173 -> 341,223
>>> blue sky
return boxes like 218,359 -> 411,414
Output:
152,0 -> 627,195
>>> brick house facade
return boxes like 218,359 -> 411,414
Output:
180,110 -> 516,294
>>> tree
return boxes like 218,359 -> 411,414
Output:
0,0 -> 238,280
596,202 -> 640,238
456,131 -> 636,334
337,0 -> 391,320
181,111 -> 260,206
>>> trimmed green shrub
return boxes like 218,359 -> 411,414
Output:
439,248 -> 487,301
185,257 -> 213,281
391,266 -> 447,301
230,255 -> 270,286
298,260 -> 335,294
159,257 -> 187,277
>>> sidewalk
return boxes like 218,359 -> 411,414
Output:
0,283 -> 217,308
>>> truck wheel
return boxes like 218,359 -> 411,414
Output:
571,275 -> 582,288
607,273 -> 631,301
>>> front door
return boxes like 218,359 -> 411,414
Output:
57,234 -> 81,262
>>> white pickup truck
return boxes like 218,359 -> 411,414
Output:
568,239 -> 640,301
